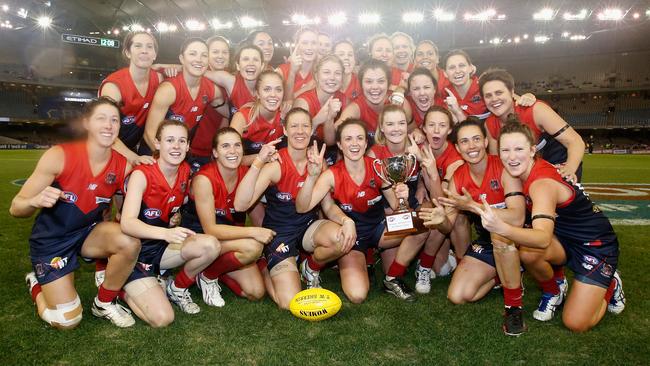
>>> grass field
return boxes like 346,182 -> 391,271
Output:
1,151 -> 649,365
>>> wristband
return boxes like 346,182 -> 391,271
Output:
381,184 -> 394,191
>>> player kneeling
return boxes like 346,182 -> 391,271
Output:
119,120 -> 221,326
478,121 -> 625,332
182,127 -> 274,305
11,97 -> 140,329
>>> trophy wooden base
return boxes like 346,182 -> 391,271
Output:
384,210 -> 428,236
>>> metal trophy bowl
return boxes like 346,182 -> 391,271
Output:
373,154 -> 424,235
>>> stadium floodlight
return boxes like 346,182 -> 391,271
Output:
112,29 -> 120,35
464,9 -> 496,21
533,8 -> 556,21
597,8 -> 624,21
489,37 -> 502,45
156,22 -> 169,32
563,9 -> 588,20
358,12 -> 381,25
36,16 -> 52,29
17,7 -> 27,18
2,5 -> 8,12
562,31 -> 570,37
328,12 -> 347,26
185,19 -> 205,31
433,8 -> 455,21
534,35 -> 550,43
570,34 -> 587,41
523,34 -> 529,39
513,36 -> 521,43
239,16 -> 264,28
291,13 -> 320,26
632,12 -> 640,19
210,18 -> 233,30
402,11 -> 424,24
130,23 -> 144,32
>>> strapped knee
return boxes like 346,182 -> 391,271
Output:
42,296 -> 82,329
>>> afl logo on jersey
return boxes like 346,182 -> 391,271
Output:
170,114 -> 185,123
490,179 -> 500,191
61,191 -> 77,203
122,116 -> 136,125
276,192 -> 292,202
251,142 -> 263,151
340,204 -> 352,212
143,208 -> 162,219
215,209 -> 226,217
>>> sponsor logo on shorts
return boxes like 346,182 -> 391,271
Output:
583,255 -> 600,266
472,244 -> 484,254
137,262 -> 153,272
584,239 -> 603,247
95,196 -> 111,204
276,243 -> 289,253
61,191 -> 78,203
600,263 -> 613,277
122,115 -> 136,125
49,256 -> 68,270
582,263 -> 594,270
276,192 -> 292,202
143,208 -> 162,219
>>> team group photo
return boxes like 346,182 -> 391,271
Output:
1,0 -> 649,365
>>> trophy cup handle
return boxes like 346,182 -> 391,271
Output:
406,153 -> 418,179
372,158 -> 392,186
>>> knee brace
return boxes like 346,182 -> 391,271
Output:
42,296 -> 82,329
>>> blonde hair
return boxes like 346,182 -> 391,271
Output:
244,70 -> 283,128
374,105 -> 410,147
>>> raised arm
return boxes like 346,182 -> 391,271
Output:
334,102 -> 360,129
10,146 -> 64,218
143,82 -> 176,151
204,70 -> 236,95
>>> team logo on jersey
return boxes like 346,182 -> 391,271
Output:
61,191 -> 77,203
276,243 -> 289,253
215,208 -> 226,216
357,191 -> 366,198
269,128 -> 276,136
202,95 -> 209,104
490,179 -> 500,191
87,183 -> 98,191
600,263 -> 613,277
583,255 -> 600,266
276,192 -> 292,202
340,204 -> 352,212
143,208 -> 162,219
369,178 -> 376,188
49,256 -> 68,270
122,115 -> 136,125
471,95 -> 481,104
351,90 -> 358,99
95,196 -> 111,204
105,172 -> 117,185
170,114 -> 185,123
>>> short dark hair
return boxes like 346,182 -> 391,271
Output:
478,68 -> 515,97
450,116 -> 486,144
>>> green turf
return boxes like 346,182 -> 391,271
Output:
1,151 -> 649,365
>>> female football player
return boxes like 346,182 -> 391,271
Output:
142,38 -> 224,163
277,28 -> 319,98
433,118 -> 527,336
182,127 -> 272,305
337,59 -> 413,145
234,108 -> 346,309
480,68 -> 585,183
120,120 -> 221,325
296,119 -> 418,302
318,31 -> 333,58
14,97 -> 140,329
230,70 -> 287,165
333,40 -> 361,101
390,32 -> 415,73
293,55 -> 346,147
99,31 -> 162,165
478,121 -> 625,332
367,33 -> 404,89
246,31 -> 275,69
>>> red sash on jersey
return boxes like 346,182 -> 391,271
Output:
99,68 -> 160,127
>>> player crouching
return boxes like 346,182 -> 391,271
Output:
11,97 -> 140,329
119,120 -> 221,326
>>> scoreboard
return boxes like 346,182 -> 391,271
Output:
61,34 -> 120,49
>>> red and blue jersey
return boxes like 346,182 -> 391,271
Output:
343,73 -> 361,101
485,101 -> 571,167
452,154 -> 505,243
99,68 -> 160,151
30,142 -> 127,249
523,159 -> 615,244
184,162 -> 248,230
369,144 -> 420,209
238,106 -> 284,155
441,76 -> 489,119
229,73 -> 255,113
165,73 -> 216,132
435,142 -> 463,179
330,156 -> 385,229
277,63 -> 314,92
189,85 -> 227,157
262,148 -> 318,231
296,88 -> 347,141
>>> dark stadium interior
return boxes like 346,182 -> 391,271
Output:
1,0 -> 649,149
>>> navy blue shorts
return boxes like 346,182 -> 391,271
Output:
264,222 -> 311,271
30,225 -> 95,285
126,240 -> 169,283
464,240 -> 496,268
352,222 -> 385,254
557,234 -> 619,289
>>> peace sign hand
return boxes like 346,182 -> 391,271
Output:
439,187 -> 480,213
306,140 -> 326,177
444,88 -> 461,113
287,44 -> 303,73
418,143 -> 437,173
475,196 -> 508,236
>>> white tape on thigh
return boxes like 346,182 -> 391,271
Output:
124,277 -> 161,298
302,219 -> 329,252
269,257 -> 298,277
42,296 -> 82,327
159,246 -> 184,270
